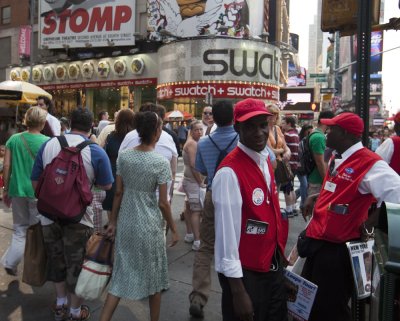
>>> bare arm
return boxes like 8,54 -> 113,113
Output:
159,183 -> 179,246
314,153 -> 327,179
105,175 -> 123,239
227,278 -> 254,321
169,156 -> 177,199
186,141 -> 204,186
96,183 -> 112,191
3,148 -> 11,207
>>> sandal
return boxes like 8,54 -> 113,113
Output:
68,305 -> 90,321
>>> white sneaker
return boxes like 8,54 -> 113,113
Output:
184,233 -> 194,243
192,240 -> 201,251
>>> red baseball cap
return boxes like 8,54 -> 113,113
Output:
387,112 -> 400,123
320,112 -> 364,137
234,98 -> 272,123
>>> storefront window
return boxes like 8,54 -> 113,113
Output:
92,88 -> 121,122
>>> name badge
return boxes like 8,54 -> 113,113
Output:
245,219 -> 269,235
324,181 -> 337,193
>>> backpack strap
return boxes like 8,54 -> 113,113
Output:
76,139 -> 95,152
209,134 -> 238,152
208,135 -> 222,152
56,135 -> 69,149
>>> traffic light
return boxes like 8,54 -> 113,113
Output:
311,102 -> 319,112
321,0 -> 380,34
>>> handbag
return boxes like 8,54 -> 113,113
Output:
75,260 -> 112,300
22,223 -> 48,287
273,126 -> 294,185
75,233 -> 114,300
297,229 -> 324,258
275,159 -> 294,185
85,232 -> 114,265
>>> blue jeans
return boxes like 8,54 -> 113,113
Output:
296,174 -> 308,209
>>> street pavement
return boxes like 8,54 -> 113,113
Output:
0,159 -> 306,321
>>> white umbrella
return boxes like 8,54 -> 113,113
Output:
166,110 -> 184,119
0,80 -> 52,104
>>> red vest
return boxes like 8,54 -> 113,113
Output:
219,147 -> 288,272
389,136 -> 400,174
307,148 -> 381,243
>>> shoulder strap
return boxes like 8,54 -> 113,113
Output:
273,126 -> 278,148
56,135 -> 69,149
225,134 -> 238,151
20,133 -> 35,160
208,135 -> 222,152
76,139 -> 95,152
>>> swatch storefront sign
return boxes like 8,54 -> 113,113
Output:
157,37 -> 280,102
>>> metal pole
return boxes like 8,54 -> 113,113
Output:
29,0 -> 35,83
355,0 -> 372,147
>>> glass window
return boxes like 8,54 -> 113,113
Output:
2,6 -> 10,24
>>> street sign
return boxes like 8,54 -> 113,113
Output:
315,77 -> 328,83
320,88 -> 338,94
309,73 -> 328,78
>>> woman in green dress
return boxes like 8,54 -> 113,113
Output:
100,111 -> 179,321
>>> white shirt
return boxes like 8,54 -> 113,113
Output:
97,124 -> 115,147
119,129 -> 178,200
212,142 -> 272,278
201,122 -> 217,136
331,142 -> 400,206
46,113 -> 61,136
97,120 -> 110,136
375,137 -> 395,163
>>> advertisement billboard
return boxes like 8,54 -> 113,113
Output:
39,0 -> 136,49
147,0 -> 264,40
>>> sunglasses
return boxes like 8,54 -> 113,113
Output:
203,112 -> 213,116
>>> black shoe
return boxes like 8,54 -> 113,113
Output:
286,210 -> 294,218
189,301 -> 204,318
5,267 -> 17,276
293,209 -> 299,216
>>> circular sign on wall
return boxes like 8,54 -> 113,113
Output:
82,62 -> 94,79
10,68 -> 21,81
21,69 -> 30,82
68,63 -> 80,80
97,60 -> 110,78
44,66 -> 54,81
32,67 -> 43,82
113,59 -> 127,77
131,57 -> 144,75
55,65 -> 67,80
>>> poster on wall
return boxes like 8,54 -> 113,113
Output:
147,0 -> 263,40
39,0 -> 136,49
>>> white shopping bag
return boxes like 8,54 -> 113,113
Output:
75,260 -> 111,300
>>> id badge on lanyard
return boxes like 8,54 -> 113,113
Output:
324,181 -> 337,193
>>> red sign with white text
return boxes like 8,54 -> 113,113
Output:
40,78 -> 157,90
157,82 -> 279,101
39,0 -> 136,49
19,26 -> 31,57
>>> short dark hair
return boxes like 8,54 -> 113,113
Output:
37,95 -> 51,107
299,124 -> 313,140
98,110 -> 108,121
134,111 -> 162,145
283,116 -> 296,128
140,102 -> 166,120
70,107 -> 94,132
212,100 -> 233,127
318,111 -> 334,123
115,109 -> 135,138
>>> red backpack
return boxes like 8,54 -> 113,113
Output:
35,136 -> 94,223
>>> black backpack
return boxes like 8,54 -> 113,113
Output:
208,134 -> 238,175
298,132 -> 318,176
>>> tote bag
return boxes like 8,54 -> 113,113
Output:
22,223 -> 47,287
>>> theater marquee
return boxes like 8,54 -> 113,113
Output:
157,38 -> 280,101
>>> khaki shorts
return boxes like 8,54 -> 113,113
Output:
182,179 -> 202,212
42,222 -> 92,293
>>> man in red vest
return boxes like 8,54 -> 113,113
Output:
212,98 -> 289,321
302,112 -> 400,321
376,111 -> 400,174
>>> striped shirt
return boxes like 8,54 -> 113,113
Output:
284,128 -> 300,171
195,126 -> 239,189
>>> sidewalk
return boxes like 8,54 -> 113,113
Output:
0,174 -> 306,321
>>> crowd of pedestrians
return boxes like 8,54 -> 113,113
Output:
1,96 -> 400,321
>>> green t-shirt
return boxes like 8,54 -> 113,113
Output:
307,128 -> 326,184
6,132 -> 49,198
